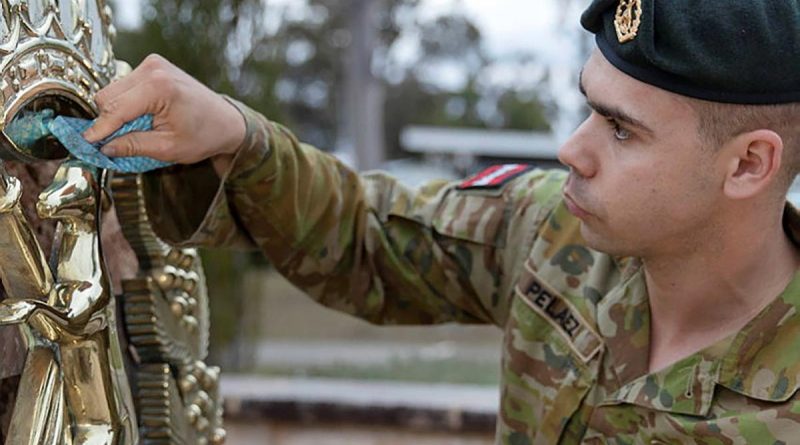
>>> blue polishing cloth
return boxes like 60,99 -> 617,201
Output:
4,109 -> 173,173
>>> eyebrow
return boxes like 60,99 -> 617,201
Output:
579,71 -> 655,136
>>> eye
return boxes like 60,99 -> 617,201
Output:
607,119 -> 631,141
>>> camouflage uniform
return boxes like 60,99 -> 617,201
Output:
144,101 -> 800,444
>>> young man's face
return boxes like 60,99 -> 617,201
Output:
558,50 -> 725,258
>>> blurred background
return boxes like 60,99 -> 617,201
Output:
109,0 -> 592,443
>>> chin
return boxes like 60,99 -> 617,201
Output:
579,223 -> 637,257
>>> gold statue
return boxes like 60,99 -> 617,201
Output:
0,160 -> 136,444
0,1 -> 225,444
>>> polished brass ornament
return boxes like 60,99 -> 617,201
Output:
0,159 -> 138,444
0,2 -> 225,444
112,172 -> 226,445
0,0 -> 118,161
614,0 -> 642,44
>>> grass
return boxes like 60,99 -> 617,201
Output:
255,357 -> 501,386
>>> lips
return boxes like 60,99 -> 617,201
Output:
563,190 -> 592,219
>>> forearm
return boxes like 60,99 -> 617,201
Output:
145,100 -> 530,326
219,109 -> 445,323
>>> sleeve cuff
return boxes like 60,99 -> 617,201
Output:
140,96 -> 277,248
218,96 -> 277,187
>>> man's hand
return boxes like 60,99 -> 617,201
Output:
84,54 -> 246,168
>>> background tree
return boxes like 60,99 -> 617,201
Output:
114,0 -> 553,157
114,0 -> 285,120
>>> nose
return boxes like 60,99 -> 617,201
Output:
558,118 -> 598,179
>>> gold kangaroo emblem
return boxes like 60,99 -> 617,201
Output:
615,0 -> 643,43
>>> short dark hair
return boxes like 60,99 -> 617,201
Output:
690,100 -> 800,191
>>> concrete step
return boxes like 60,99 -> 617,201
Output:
221,375 -> 499,433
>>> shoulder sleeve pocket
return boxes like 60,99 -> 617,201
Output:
432,190 -> 508,248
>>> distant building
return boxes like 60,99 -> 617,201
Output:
385,126 -> 565,187
402,125 -> 559,159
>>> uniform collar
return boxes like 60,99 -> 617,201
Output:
716,204 -> 800,402
599,204 -> 800,414
598,265 -> 720,417
607,347 -> 722,417
715,272 -> 800,401
596,262 -> 650,388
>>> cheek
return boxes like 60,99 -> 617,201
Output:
607,160 -> 716,230
605,166 -> 663,210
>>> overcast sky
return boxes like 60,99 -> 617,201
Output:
453,0 -> 589,136
115,0 -> 586,59
425,0 -> 585,60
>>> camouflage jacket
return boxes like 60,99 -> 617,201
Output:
143,100 -> 800,444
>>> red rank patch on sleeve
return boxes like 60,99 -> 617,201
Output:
457,164 -> 534,190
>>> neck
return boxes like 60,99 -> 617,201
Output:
644,202 -> 799,371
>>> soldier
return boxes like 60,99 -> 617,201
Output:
82,0 -> 800,443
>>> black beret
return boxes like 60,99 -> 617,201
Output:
581,0 -> 800,104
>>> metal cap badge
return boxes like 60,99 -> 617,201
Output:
614,0 -> 642,43
582,0 -> 800,104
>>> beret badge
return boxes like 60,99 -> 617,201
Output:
614,0 -> 642,43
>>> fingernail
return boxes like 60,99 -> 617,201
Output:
83,128 -> 96,142
102,146 -> 117,157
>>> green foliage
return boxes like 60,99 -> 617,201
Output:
113,0 -> 285,122
257,357 -> 501,386
112,0 -> 553,156
499,89 -> 553,132
199,249 -> 250,368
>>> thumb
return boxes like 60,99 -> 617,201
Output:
101,131 -> 172,161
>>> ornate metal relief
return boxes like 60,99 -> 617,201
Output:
113,173 -> 225,445
614,0 -> 642,44
0,2 -> 225,444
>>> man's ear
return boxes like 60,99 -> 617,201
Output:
722,129 -> 783,200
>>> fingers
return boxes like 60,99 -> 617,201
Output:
101,130 -> 174,161
85,77 -> 170,142
95,54 -> 172,103
84,54 -> 240,165
86,54 -> 176,142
